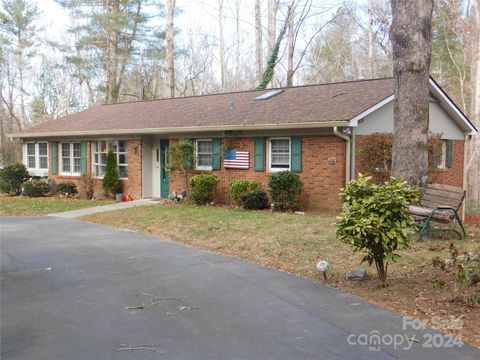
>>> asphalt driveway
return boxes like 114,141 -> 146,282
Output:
1,216 -> 478,360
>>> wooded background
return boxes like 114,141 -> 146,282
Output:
1,0 -> 479,204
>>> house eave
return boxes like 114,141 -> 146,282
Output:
9,121 -> 350,139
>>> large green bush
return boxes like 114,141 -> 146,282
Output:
22,180 -> 51,197
189,174 -> 219,205
102,149 -> 122,197
0,163 -> 29,195
240,189 -> 269,210
268,171 -> 303,211
57,181 -> 78,196
336,175 -> 419,283
229,179 -> 259,205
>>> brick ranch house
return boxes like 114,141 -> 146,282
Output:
11,77 -> 477,211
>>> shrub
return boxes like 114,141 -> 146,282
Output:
167,139 -> 195,184
336,175 -> 419,283
57,181 -> 78,196
0,163 -> 29,195
189,174 -> 219,205
358,133 -> 444,184
240,189 -> 269,210
268,171 -> 303,211
102,148 -> 122,197
80,173 -> 95,199
432,243 -> 480,305
22,180 -> 51,197
229,179 -> 259,205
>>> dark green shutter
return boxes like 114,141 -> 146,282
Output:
446,140 -> 453,168
212,138 -> 221,170
290,136 -> 302,172
254,137 -> 265,171
51,142 -> 58,175
80,141 -> 87,174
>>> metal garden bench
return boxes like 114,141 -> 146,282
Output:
408,183 -> 466,241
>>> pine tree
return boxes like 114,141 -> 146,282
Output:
102,149 -> 121,197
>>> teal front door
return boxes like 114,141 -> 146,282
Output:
160,140 -> 169,198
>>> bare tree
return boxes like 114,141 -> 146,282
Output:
255,0 -> 263,84
466,0 -> 480,204
286,0 -> 296,86
267,0 -> 279,56
390,0 -> 434,186
367,0 -> 374,78
218,0 -> 226,90
166,0 -> 176,98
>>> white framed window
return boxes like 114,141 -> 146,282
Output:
24,142 -> 48,176
268,137 -> 290,172
434,140 -> 447,169
92,140 -> 128,179
60,142 -> 82,176
196,139 -> 213,170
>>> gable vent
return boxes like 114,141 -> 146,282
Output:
254,89 -> 284,100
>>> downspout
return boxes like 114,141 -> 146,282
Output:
462,134 -> 471,223
333,126 -> 351,186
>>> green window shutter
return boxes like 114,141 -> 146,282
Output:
446,140 -> 453,168
254,137 -> 265,171
290,136 -> 302,172
51,142 -> 58,175
212,138 -> 221,170
80,141 -> 87,174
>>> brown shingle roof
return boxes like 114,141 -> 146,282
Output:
17,78 -> 395,136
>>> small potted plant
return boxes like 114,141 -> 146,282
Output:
102,148 -> 123,200
114,181 -> 123,201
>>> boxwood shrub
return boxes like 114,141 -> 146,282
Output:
268,171 -> 303,211
189,174 -> 219,205
22,180 -> 51,197
229,179 -> 259,205
240,189 -> 269,210
57,181 -> 78,196
0,163 -> 29,195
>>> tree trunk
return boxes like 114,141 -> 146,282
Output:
286,2 -> 295,87
234,0 -> 241,91
390,0 -> 434,186
267,0 -> 278,57
467,0 -> 480,204
255,0 -> 263,84
367,0 -> 374,78
218,0 -> 226,91
166,0 -> 176,98
106,0 -> 119,104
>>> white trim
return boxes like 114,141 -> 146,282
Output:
10,121 -> 349,139
268,137 -> 291,172
348,80 -> 478,135
59,142 -> 82,176
91,140 -> 129,179
195,139 -> 213,171
24,141 -> 49,176
428,78 -> 477,134
349,95 -> 394,127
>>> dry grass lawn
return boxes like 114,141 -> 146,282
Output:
82,203 -> 480,348
0,195 -> 114,216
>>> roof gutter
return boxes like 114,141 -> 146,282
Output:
9,121 -> 350,139
333,126 -> 351,185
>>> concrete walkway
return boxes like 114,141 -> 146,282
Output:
2,216 -> 479,360
48,198 -> 159,218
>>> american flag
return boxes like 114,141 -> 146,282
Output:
224,149 -> 250,169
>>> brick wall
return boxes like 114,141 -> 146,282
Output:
170,136 -> 346,211
355,135 -> 464,188
48,140 -> 143,199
